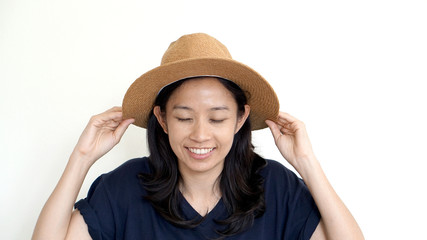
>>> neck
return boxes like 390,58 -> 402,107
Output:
179,167 -> 222,215
179,170 -> 221,199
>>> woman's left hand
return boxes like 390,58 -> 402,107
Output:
265,112 -> 317,173
267,112 -> 365,239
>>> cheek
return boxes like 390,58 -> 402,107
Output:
165,122 -> 197,159
167,124 -> 185,146
167,135 -> 185,161
216,125 -> 237,149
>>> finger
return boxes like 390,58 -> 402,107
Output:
280,127 -> 296,135
277,112 -> 305,130
96,111 -> 123,123
105,119 -> 122,129
113,118 -> 135,142
274,119 -> 295,132
266,116 -> 290,130
265,120 -> 282,141
278,112 -> 300,123
276,118 -> 292,128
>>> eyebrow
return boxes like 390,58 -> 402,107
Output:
172,105 -> 230,111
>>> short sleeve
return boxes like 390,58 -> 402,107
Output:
261,160 -> 321,240
74,175 -> 115,240
286,178 -> 321,240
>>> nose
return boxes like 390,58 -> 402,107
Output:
189,120 -> 211,142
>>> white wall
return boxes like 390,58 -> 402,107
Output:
1,0 -> 426,239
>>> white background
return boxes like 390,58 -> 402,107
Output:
1,0 -> 426,239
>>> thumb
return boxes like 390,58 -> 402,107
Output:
265,120 -> 281,142
113,118 -> 135,144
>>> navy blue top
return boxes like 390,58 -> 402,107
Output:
75,157 -> 321,239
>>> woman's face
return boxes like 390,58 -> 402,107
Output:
154,77 -> 249,177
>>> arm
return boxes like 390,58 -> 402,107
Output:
32,107 -> 134,240
266,112 -> 364,240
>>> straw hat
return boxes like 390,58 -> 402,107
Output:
122,33 -> 279,130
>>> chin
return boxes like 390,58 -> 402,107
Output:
180,157 -> 225,175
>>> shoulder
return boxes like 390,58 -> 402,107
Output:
260,159 -> 298,179
91,157 -> 151,195
75,157 -> 153,238
105,157 -> 151,178
255,160 -> 321,239
260,159 -> 307,194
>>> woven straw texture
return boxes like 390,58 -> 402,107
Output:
122,33 -> 279,130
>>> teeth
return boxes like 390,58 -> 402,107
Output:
188,148 -> 214,155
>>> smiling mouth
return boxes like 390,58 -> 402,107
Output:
187,147 -> 215,155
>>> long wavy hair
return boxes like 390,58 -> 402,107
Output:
139,77 -> 266,238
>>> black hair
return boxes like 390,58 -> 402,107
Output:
139,77 -> 266,238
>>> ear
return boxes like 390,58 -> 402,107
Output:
153,106 -> 168,134
235,105 -> 250,134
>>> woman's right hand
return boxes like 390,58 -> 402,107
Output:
71,106 -> 134,166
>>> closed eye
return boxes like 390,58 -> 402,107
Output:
210,119 -> 226,123
177,117 -> 192,122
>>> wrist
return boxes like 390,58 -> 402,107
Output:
68,151 -> 95,173
294,155 -> 322,180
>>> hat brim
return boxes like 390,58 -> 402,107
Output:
122,57 -> 279,130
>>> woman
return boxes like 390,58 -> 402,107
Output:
33,33 -> 364,239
